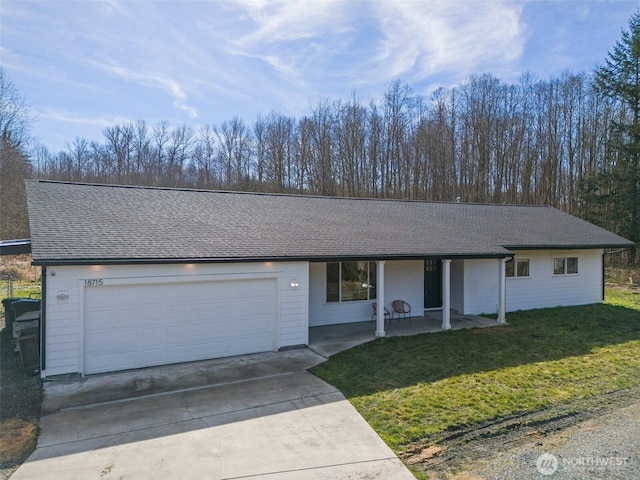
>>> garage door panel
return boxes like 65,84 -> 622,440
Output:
84,279 -> 276,374
85,353 -> 111,373
84,309 -> 112,330
144,326 -> 167,343
139,347 -> 166,365
189,322 -> 212,338
166,324 -> 187,339
166,346 -> 189,362
84,330 -> 113,351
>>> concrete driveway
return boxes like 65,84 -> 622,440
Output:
11,349 -> 414,479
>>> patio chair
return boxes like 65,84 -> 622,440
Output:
391,300 -> 412,322
370,302 -> 391,323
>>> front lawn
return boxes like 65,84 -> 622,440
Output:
310,289 -> 640,460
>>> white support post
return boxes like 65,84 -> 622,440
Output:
498,258 -> 507,324
442,259 -> 451,330
376,260 -> 386,337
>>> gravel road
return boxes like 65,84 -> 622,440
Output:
445,399 -> 640,480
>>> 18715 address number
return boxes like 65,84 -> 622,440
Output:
84,279 -> 104,287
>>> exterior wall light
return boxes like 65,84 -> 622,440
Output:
290,280 -> 300,289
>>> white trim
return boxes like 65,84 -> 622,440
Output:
376,261 -> 386,337
78,284 -> 85,376
273,280 -> 281,351
76,271 -> 281,287
498,258 -> 507,324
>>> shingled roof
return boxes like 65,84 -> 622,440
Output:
25,180 -> 634,265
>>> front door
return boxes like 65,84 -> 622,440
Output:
424,259 -> 443,309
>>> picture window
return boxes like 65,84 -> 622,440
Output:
326,261 -> 377,302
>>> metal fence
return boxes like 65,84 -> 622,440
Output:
0,276 -> 42,303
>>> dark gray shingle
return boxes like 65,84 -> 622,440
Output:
25,180 -> 634,264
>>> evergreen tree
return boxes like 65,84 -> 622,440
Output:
592,11 -> 640,263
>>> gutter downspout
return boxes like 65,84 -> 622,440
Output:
40,266 -> 47,376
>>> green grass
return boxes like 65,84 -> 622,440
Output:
310,289 -> 640,454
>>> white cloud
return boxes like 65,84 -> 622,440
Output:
36,106 -> 128,128
220,0 -> 525,91
370,1 -> 525,82
223,0 -> 355,84
174,101 -> 199,119
92,61 -> 198,118
230,0 -> 349,45
104,64 -> 184,100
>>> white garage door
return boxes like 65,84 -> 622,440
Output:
84,278 -> 277,374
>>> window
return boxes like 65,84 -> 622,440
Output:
326,262 -> 340,302
554,256 -> 578,275
553,257 -> 565,275
517,259 -> 530,277
506,258 -> 530,278
506,260 -> 514,277
326,261 -> 377,302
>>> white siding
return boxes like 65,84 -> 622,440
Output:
43,262 -> 308,377
461,259 -> 501,315
450,259 -> 464,313
309,260 -> 423,326
506,249 -> 603,311
459,250 -> 604,315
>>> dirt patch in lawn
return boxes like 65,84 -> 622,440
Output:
0,419 -> 38,461
405,386 -> 640,479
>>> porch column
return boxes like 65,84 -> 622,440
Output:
497,258 -> 507,324
376,260 -> 386,337
441,259 -> 451,330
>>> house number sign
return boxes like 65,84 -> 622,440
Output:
84,279 -> 104,287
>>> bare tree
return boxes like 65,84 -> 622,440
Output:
164,123 -> 194,186
216,117 -> 251,189
0,68 -> 34,239
192,124 -> 219,188
307,100 -> 336,196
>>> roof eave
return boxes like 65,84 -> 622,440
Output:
504,243 -> 636,251
30,251 -> 513,267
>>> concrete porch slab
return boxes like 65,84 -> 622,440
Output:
308,313 -> 503,358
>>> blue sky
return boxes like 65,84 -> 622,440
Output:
1,0 -> 639,153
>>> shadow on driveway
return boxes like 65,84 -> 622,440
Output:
11,350 -> 415,480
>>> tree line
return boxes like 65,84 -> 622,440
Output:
2,13 -> 639,264
32,74 -> 607,209
29,74 -> 621,233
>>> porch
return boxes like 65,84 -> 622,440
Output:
308,312 -> 504,358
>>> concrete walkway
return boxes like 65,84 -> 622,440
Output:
11,349 -> 415,480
